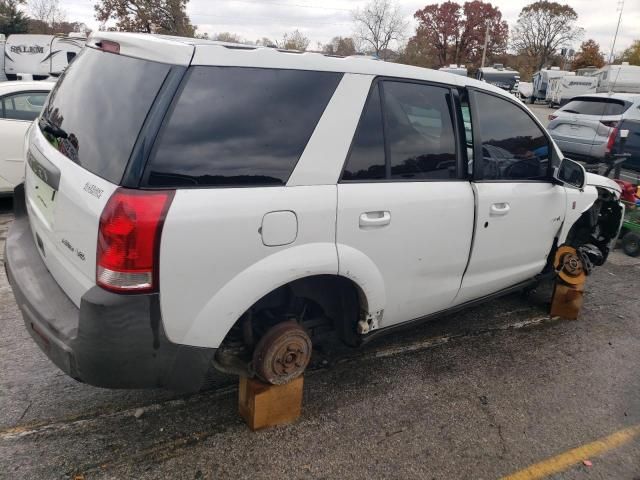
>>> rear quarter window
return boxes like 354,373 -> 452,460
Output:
145,67 -> 343,187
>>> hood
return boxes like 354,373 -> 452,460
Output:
585,172 -> 622,196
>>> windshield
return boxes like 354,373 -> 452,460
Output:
40,47 -> 171,184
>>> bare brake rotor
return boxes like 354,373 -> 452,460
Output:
554,245 -> 586,285
252,321 -> 312,385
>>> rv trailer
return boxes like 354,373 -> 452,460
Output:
595,63 -> 640,94
439,64 -> 468,76
530,67 -> 574,104
548,75 -> 598,107
3,34 -> 86,80
476,64 -> 520,94
0,35 -> 6,82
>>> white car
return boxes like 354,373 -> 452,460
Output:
547,93 -> 640,162
5,33 -> 624,391
0,81 -> 53,195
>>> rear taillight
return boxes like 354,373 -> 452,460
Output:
548,114 -> 558,121
97,188 -> 174,293
600,120 -> 618,128
606,126 -> 619,153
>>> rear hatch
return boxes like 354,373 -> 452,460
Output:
548,96 -> 631,156
25,45 -> 173,306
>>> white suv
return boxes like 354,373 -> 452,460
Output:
5,33 -> 624,391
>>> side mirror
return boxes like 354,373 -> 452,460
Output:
554,158 -> 586,189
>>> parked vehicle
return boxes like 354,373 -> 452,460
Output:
5,33 -> 624,392
547,93 -> 640,163
517,81 -> 533,102
610,116 -> 640,173
531,67 -> 575,104
0,81 -> 53,195
3,34 -> 85,81
548,75 -> 599,107
476,64 -> 520,94
595,63 -> 640,94
439,64 -> 467,76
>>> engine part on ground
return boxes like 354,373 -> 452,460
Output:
252,321 -> 312,385
554,245 -> 587,285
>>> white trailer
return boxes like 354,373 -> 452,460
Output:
530,67 -> 574,104
476,64 -> 520,94
438,64 -> 468,76
548,75 -> 598,107
595,63 -> 640,94
0,35 -> 6,82
4,34 -> 86,80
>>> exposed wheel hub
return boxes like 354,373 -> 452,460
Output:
554,246 -> 586,285
252,321 -> 312,385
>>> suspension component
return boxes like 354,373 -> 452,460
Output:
554,245 -> 586,285
252,320 -> 312,385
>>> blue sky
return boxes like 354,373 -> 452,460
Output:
56,0 -> 639,56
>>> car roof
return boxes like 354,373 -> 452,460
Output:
0,81 -> 54,94
88,32 -> 513,100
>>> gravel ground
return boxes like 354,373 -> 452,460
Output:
1,189 -> 639,479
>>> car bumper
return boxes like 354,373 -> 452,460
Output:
4,184 -> 217,392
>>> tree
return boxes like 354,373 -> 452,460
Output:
256,37 -> 276,47
28,0 -> 65,33
572,39 -> 605,70
352,0 -> 407,60
0,0 -> 29,34
410,1 -> 508,69
279,29 -> 309,51
323,36 -> 357,56
95,0 -> 194,37
511,1 -> 583,71
212,32 -> 242,43
620,40 -> 640,66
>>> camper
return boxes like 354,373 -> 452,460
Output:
0,35 -> 6,82
3,34 -> 86,80
530,67 -> 574,104
595,63 -> 640,94
476,64 -> 520,94
548,75 -> 598,107
439,64 -> 468,76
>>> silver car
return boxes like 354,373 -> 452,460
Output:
547,93 -> 640,162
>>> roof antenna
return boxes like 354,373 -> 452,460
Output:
607,0 -> 624,94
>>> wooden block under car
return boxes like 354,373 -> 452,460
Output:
550,282 -> 585,320
238,376 -> 304,431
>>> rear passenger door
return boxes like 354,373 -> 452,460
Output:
337,80 -> 475,328
453,90 -> 566,305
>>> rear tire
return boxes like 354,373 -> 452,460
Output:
622,232 -> 640,257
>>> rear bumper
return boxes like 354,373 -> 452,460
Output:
5,184 -> 216,392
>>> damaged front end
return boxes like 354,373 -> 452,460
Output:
565,178 -> 625,270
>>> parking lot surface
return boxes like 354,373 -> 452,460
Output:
1,187 -> 640,479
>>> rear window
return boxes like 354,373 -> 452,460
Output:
40,47 -> 171,184
145,66 -> 342,187
561,97 -> 629,116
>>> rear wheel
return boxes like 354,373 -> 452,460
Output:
622,232 -> 640,257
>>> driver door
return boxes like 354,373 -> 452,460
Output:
454,89 -> 566,305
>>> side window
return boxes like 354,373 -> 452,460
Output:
384,81 -> 457,179
2,92 -> 48,121
342,84 -> 386,180
473,92 -> 550,181
342,80 -> 458,181
146,67 -> 342,187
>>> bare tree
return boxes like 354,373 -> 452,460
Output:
213,32 -> 242,43
511,1 -> 583,70
352,0 -> 407,60
28,0 -> 66,33
279,29 -> 310,51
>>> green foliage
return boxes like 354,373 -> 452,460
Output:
0,0 -> 29,35
620,40 -> 640,66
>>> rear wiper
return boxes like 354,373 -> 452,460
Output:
39,117 -> 68,139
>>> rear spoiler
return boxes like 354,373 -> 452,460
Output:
87,32 -> 194,66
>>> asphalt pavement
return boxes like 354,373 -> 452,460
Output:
1,184 -> 639,479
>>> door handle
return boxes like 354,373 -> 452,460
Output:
359,211 -> 391,228
490,202 -> 510,216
